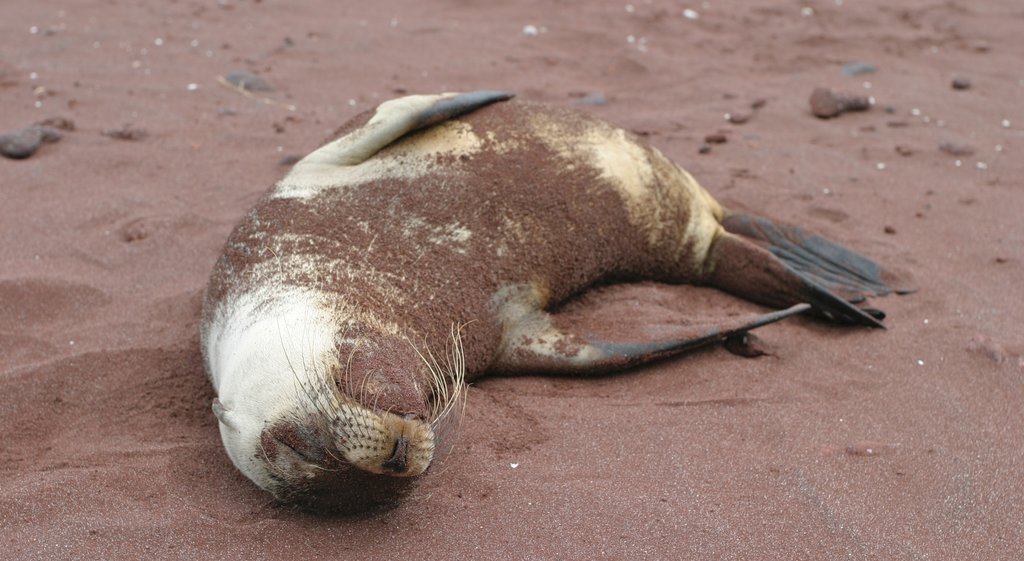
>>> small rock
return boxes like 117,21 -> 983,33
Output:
967,335 -> 1006,365
278,154 -> 302,166
698,143 -> 712,154
726,111 -> 751,124
724,331 -> 772,358
750,98 -> 767,110
939,141 -> 975,157
704,132 -> 727,144
951,77 -> 972,90
0,125 -> 60,159
576,93 -> 607,106
35,116 -> 76,131
883,225 -> 896,234
894,145 -> 913,156
120,219 -> 149,242
842,62 -> 877,76
809,87 -> 870,119
102,124 -> 148,141
223,70 -> 273,92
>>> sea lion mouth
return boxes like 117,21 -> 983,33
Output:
381,435 -> 410,473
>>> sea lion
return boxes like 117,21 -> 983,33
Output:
200,91 -> 909,512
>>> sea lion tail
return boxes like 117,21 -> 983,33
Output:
706,213 -> 912,327
300,90 -> 514,167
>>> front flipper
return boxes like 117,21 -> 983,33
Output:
490,303 -> 810,376
300,90 -> 513,167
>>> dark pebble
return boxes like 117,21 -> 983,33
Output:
884,225 -> 896,234
120,219 -> 149,242
894,145 -> 913,156
698,144 -> 711,154
0,125 -> 60,160
102,125 -> 148,141
223,70 -> 274,92
842,62 -> 877,76
724,332 -> 772,358
279,154 -> 303,166
809,88 -> 841,118
750,98 -> 767,110
809,88 -> 870,119
951,77 -> 972,90
704,132 -> 727,144
36,116 -> 76,131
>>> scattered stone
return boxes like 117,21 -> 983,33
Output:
698,143 -> 712,154
0,125 -> 61,159
102,124 -> 148,141
939,141 -> 975,157
842,62 -> 877,76
724,331 -> 772,358
750,98 -> 767,110
704,132 -> 727,144
951,77 -> 972,90
894,145 -> 913,156
884,105 -> 896,114
725,111 -> 751,124
36,116 -> 75,131
883,225 -> 896,234
809,87 -> 870,119
576,92 -> 607,106
278,154 -> 302,166
967,335 -> 1007,365
120,219 -> 149,242
223,70 -> 273,92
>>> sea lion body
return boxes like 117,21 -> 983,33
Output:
201,92 -> 904,512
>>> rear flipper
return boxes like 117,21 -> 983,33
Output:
706,213 -> 913,327
490,302 -> 810,376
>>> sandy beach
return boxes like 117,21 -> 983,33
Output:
2,1 -> 1022,559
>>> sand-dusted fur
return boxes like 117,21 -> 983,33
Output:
201,92 -> 904,513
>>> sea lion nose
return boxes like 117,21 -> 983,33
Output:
381,435 -> 410,474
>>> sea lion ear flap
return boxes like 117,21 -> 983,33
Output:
489,303 -> 811,377
299,90 -> 514,167
212,398 -> 237,430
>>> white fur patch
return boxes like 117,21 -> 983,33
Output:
203,286 -> 339,482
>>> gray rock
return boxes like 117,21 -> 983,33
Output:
223,70 -> 273,92
842,62 -> 877,76
0,125 -> 61,159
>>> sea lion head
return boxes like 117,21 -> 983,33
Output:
207,291 -> 465,513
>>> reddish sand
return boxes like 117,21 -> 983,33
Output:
2,0 -> 1022,559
